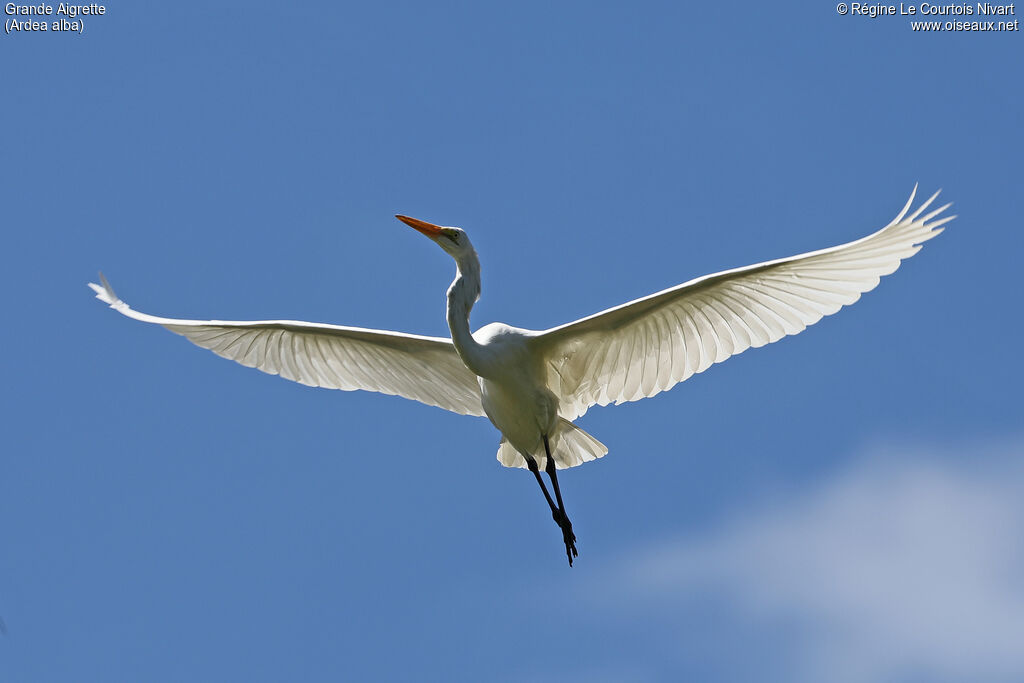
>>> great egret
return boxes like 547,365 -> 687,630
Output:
90,187 -> 951,565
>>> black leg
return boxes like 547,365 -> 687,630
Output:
544,435 -> 567,512
543,435 -> 578,566
525,454 -> 558,516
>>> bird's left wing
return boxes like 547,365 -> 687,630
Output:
89,275 -> 486,417
533,187 -> 952,420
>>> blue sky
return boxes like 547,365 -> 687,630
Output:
3,2 -> 1022,681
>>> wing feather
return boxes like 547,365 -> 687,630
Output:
535,187 -> 951,420
89,280 -> 485,417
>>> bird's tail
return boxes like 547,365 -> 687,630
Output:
496,419 -> 608,470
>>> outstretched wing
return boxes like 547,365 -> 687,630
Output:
89,275 -> 485,417
534,187 -> 952,420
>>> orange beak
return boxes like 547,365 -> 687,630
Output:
396,215 -> 445,239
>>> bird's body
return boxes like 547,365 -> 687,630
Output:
475,325 -> 557,459
90,187 -> 953,565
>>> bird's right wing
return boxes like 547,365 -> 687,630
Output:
533,187 -> 952,420
89,275 -> 486,417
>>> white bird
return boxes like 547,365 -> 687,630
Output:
90,187 -> 952,565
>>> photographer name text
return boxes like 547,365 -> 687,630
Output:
836,2 -> 1018,30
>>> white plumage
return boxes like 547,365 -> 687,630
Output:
91,187 -> 951,564
90,273 -> 484,417
536,187 -> 951,421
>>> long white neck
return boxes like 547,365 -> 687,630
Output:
446,251 -> 487,376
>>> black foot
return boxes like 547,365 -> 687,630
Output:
553,509 -> 579,566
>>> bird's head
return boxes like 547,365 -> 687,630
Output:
396,215 -> 474,261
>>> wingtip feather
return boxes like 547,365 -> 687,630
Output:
889,184 -> 919,226
907,189 -> 941,222
88,271 -> 122,306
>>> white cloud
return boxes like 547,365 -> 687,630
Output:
606,437 -> 1024,682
